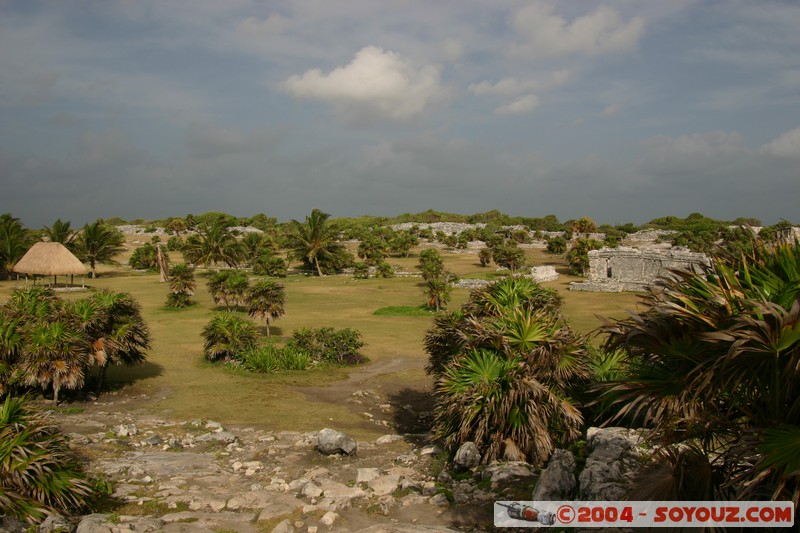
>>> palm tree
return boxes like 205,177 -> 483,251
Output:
247,280 -> 286,336
86,291 -> 150,391
207,270 -> 249,310
166,263 -> 196,308
41,219 -> 77,251
0,213 -> 30,277
182,220 -> 244,268
425,276 -> 589,465
599,238 -> 800,503
202,312 -> 258,362
18,321 -> 87,404
286,208 -> 341,276
76,220 -> 125,278
0,315 -> 23,397
0,396 -> 95,523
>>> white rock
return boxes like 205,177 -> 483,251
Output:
320,511 -> 339,526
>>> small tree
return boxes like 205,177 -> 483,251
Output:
76,220 -> 125,278
479,248 -> 492,267
492,243 -> 527,272
247,280 -> 285,336
202,312 -> 258,362
546,236 -> 567,254
166,264 -> 196,308
566,238 -> 603,276
208,270 -> 249,310
419,249 -> 445,280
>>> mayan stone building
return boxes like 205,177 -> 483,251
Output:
569,246 -> 710,292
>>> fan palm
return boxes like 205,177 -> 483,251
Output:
85,291 -> 150,391
18,321 -> 87,404
247,280 -> 285,336
599,238 -> 800,503
0,396 -> 96,523
202,312 -> 258,362
166,263 -> 196,308
0,315 -> 23,397
76,220 -> 125,278
426,276 -> 589,465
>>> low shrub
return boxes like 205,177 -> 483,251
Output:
289,327 -> 366,365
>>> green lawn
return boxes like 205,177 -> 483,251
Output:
0,245 -> 640,437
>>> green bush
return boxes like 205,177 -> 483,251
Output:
289,327 -> 366,365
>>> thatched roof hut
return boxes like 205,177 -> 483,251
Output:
13,242 -> 87,277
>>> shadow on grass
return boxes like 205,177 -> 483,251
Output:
387,387 -> 436,444
101,360 -> 165,391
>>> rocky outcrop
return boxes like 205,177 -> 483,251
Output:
51,408 -> 532,532
578,427 -> 644,501
530,449 -> 576,501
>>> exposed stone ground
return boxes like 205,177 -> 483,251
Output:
45,388 -> 540,533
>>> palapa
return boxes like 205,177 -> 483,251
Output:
13,242 -> 87,276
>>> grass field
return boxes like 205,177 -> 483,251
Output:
0,242 -> 641,438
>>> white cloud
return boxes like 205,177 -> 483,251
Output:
495,94 -> 540,115
237,14 -> 291,35
510,1 -> 645,58
761,127 -> 800,160
282,46 -> 444,122
470,71 -> 573,96
600,103 -> 623,117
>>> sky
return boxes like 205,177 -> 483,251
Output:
1,0 -> 799,228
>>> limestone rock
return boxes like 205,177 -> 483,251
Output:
320,511 -> 339,526
316,428 -> 357,455
356,467 -> 380,484
0,516 -> 27,533
375,434 -> 404,445
271,519 -> 294,533
579,427 -> 643,501
531,449 -> 576,501
38,514 -> 74,533
367,474 -> 402,496
453,442 -> 480,469
481,462 -> 535,488
75,514 -> 112,533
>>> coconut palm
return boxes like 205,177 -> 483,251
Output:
0,213 -> 30,277
599,238 -> 800,503
76,220 -> 125,278
247,280 -> 285,336
18,321 -> 87,404
41,218 -> 77,251
182,220 -> 244,268
286,208 -> 342,276
0,396 -> 95,523
202,312 -> 258,362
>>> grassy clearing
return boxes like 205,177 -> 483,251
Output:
0,242 -> 639,435
373,305 -> 435,316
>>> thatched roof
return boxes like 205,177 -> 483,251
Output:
13,242 -> 87,276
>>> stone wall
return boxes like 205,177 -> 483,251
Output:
570,247 -> 710,292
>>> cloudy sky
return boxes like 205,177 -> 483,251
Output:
1,0 -> 798,228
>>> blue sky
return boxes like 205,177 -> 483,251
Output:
1,0 -> 798,227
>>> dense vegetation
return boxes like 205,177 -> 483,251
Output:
1,207 -> 798,521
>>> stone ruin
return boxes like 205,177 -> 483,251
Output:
569,246 -> 710,292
